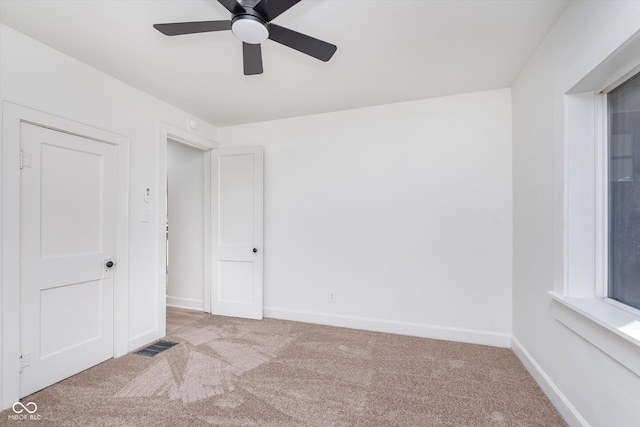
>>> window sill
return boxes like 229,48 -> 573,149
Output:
549,291 -> 640,377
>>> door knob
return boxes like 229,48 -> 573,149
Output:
105,261 -> 114,268
252,248 -> 258,253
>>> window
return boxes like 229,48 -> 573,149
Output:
608,71 -> 640,311
548,35 -> 640,377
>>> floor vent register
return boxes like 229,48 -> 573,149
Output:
134,340 -> 178,357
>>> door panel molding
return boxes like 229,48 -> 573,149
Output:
1,102 -> 130,410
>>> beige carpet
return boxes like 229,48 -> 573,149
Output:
2,315 -> 566,426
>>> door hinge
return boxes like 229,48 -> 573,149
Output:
19,149 -> 31,169
19,352 -> 31,373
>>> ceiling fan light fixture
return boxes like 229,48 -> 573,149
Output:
154,0 -> 337,75
232,16 -> 268,44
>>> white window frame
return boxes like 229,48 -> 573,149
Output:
594,92 -> 608,301
550,34 -> 640,378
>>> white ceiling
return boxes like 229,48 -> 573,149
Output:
0,0 -> 570,127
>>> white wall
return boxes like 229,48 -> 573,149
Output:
511,2 -> 640,426
219,89 -> 513,346
0,24 -> 217,350
167,139 -> 205,310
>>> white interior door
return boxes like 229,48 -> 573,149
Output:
211,146 -> 263,320
19,122 -> 116,397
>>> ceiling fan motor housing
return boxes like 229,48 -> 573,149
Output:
232,8 -> 269,44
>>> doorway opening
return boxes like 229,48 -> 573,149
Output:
166,139 -> 205,311
158,124 -> 218,338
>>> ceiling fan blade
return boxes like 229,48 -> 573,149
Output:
243,43 -> 264,75
153,21 -> 231,36
254,0 -> 301,22
268,24 -> 336,62
217,0 -> 245,14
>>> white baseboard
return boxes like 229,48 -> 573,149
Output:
264,306 -> 511,348
166,296 -> 204,311
127,329 -> 158,353
511,336 -> 589,427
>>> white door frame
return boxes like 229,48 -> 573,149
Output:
0,102 -> 130,410
157,123 -> 218,337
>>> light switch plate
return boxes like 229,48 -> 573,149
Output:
141,208 -> 150,223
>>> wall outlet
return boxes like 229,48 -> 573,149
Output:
328,290 -> 336,303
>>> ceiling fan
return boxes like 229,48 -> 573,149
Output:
153,0 -> 337,75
